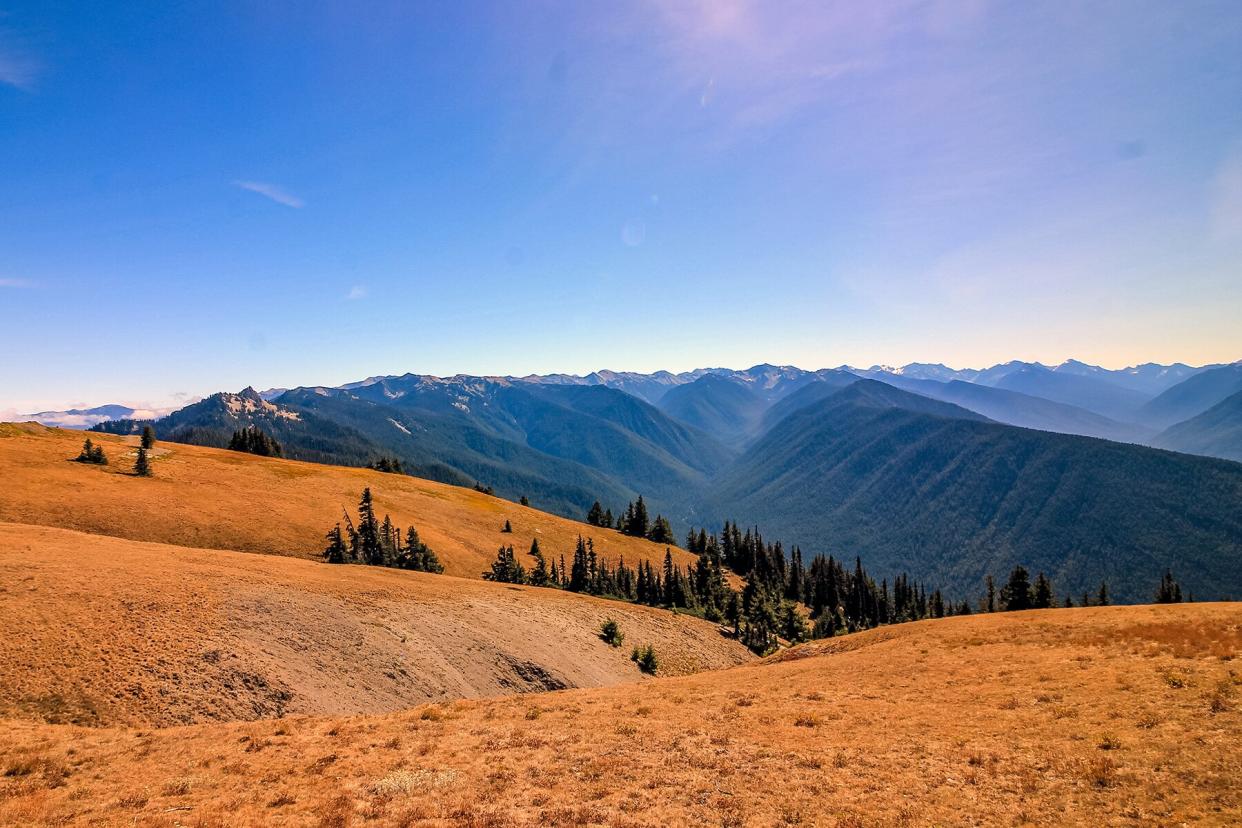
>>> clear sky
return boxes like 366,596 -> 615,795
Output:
2,1 -> 1241,412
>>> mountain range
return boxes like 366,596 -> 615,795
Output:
78,358 -> 1242,602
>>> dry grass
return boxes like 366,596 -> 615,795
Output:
0,524 -> 750,727
1,603 -> 1238,826
0,424 -> 704,579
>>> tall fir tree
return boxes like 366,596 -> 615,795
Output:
134,446 -> 152,477
1033,572 -> 1054,609
356,488 -> 384,565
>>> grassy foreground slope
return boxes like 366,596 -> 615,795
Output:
0,423 -> 701,579
1,603 -> 1238,826
0,524 -> 750,728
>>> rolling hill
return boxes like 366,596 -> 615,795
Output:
0,524 -> 750,728
2,602 -> 1237,825
704,381 -> 1242,602
0,423 -> 704,580
1151,389 -> 1242,462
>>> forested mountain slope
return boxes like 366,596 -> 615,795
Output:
704,381 -> 1242,602
1140,363 -> 1242,429
1152,389 -> 1242,462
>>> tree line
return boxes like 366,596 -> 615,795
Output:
228,426 -> 283,457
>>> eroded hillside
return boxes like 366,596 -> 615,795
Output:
0,524 -> 750,728
1,604 -> 1237,826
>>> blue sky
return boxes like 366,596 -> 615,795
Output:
2,1 -> 1241,412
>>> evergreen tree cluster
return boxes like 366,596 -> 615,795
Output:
484,544 -> 527,583
366,456 -> 403,474
1156,571 -> 1184,604
228,426 -> 283,457
480,534 -> 724,619
75,438 -> 108,465
585,500 -> 612,529
322,488 -> 443,573
586,495 -> 678,546
688,520 -> 967,653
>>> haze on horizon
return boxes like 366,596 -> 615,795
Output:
2,1 -> 1241,412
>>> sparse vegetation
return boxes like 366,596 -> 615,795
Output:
631,643 -> 659,674
599,618 -> 625,647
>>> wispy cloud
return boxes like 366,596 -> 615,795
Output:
346,285 -> 368,300
234,180 -> 305,208
0,21 -> 39,91
0,278 -> 33,288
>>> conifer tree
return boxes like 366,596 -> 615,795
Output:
725,591 -> 741,637
602,508 -> 614,529
624,496 -> 650,537
380,515 -> 397,560
780,602 -> 809,644
528,538 -> 550,586
140,425 -> 156,449
1000,565 -> 1033,611
599,618 -> 625,647
356,488 -> 383,565
519,495 -> 530,507
1033,572 -> 1054,609
646,515 -> 675,545
662,549 -> 676,605
631,643 -> 658,674
501,519 -> 512,533
1097,582 -> 1110,607
134,446 -> 152,477
1155,571 -> 1183,603
569,536 -> 589,592
483,544 -> 526,583
76,438 -> 108,465
985,575 -> 996,613
323,525 -> 347,564
586,501 -> 604,526
400,525 -> 443,573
